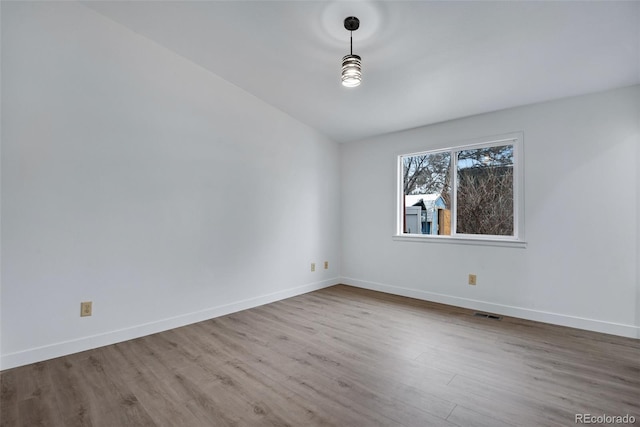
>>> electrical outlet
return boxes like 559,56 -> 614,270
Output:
311,263 -> 316,272
468,274 -> 477,286
80,301 -> 92,317
324,261 -> 329,269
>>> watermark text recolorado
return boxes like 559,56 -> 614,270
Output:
575,414 -> 636,424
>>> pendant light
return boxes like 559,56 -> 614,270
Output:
341,16 -> 361,88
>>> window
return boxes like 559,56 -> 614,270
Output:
396,133 -> 524,245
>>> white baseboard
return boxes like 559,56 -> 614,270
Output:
341,277 -> 639,339
1,278 -> 339,370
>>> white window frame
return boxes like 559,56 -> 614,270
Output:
394,132 -> 526,248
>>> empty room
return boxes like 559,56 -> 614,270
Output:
1,1 -> 639,426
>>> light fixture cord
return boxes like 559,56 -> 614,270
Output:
350,31 -> 353,55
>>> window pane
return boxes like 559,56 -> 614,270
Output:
456,145 -> 514,236
402,152 -> 452,235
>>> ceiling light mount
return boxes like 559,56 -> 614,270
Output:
344,16 -> 360,32
341,16 -> 361,88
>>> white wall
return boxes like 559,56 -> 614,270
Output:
341,85 -> 640,338
0,2 -> 341,369
637,88 -> 640,336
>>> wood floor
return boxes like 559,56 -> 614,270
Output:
1,285 -> 639,426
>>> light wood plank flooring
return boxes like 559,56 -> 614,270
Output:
2,285 -> 639,426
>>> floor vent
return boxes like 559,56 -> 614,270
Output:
473,312 -> 502,320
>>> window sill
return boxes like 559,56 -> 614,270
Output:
392,234 -> 527,248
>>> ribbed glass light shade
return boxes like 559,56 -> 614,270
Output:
341,54 -> 362,87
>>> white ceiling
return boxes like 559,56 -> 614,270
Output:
85,1 -> 640,143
